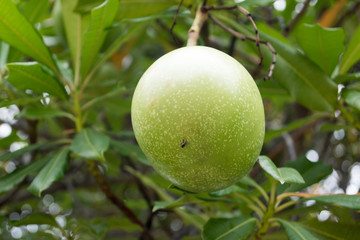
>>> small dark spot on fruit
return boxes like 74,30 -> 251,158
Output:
181,139 -> 187,148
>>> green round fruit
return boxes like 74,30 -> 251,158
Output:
131,46 -> 265,193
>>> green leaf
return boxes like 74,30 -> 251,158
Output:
277,219 -> 319,240
0,0 -> 57,72
258,79 -> 292,102
259,155 -> 283,183
216,14 -> 338,111
94,23 -> 144,74
264,33 -> 338,111
153,195 -> 187,212
202,216 -> 256,240
23,0 -> 51,24
0,142 -> 51,162
81,0 -> 119,78
61,0 -> 84,66
303,195 -> 360,210
343,89 -> 360,111
21,106 -> 74,120
110,140 -> 149,165
0,96 -> 43,108
278,155 -> 332,194
209,185 -> 249,197
295,24 -> 344,75
299,220 -> 360,240
340,24 -> 360,74
258,156 -> 305,184
28,148 -> 70,196
116,0 -> 175,20
11,212 -> 59,228
0,154 -> 50,193
265,113 -> 328,143
6,62 -> 68,100
70,128 -> 110,160
334,72 -> 360,84
75,0 -> 104,13
278,168 -> 305,184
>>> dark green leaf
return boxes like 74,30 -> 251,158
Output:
110,140 -> 149,165
6,62 -> 68,100
23,0 -> 51,24
28,148 -> 70,196
70,128 -> 110,160
299,220 -> 360,240
277,219 -> 319,240
202,216 -> 256,240
295,24 -> 344,75
0,0 -> 57,72
303,194 -> 360,210
11,212 -> 59,228
21,106 -> 74,120
0,154 -> 50,193
343,89 -> 360,111
209,185 -> 249,197
81,0 -> 119,78
0,142 -> 51,162
340,24 -> 360,74
0,96 -> 43,108
320,123 -> 352,132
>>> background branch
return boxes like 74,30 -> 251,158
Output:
283,0 -> 312,35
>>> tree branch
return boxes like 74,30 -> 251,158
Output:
86,160 -> 145,228
187,6 -> 208,46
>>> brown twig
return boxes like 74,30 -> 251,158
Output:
283,0 -> 312,35
86,160 -> 145,228
277,192 -> 360,201
203,5 -> 263,65
208,14 -> 276,79
170,0 -> 183,45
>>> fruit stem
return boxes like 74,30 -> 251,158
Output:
187,5 -> 208,46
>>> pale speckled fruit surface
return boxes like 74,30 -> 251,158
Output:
131,46 -> 265,193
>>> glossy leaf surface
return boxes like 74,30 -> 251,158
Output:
0,0 -> 56,71
70,128 -> 110,160
202,216 -> 256,240
295,24 -> 344,75
6,62 -> 68,99
28,148 -> 70,196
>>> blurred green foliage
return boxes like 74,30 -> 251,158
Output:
0,0 -> 360,239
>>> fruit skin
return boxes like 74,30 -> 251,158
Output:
131,46 -> 265,193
